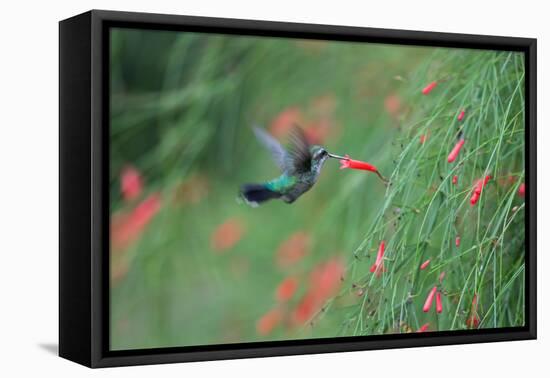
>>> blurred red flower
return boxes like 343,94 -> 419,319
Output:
120,165 -> 142,201
518,182 -> 526,198
292,292 -> 317,325
457,109 -> 466,121
276,276 -> 298,302
269,107 -> 304,138
210,218 -> 245,252
455,236 -> 461,247
292,257 -> 345,325
111,193 -> 162,251
276,232 -> 311,268
417,323 -> 430,333
419,134 -> 428,144
452,175 -> 458,185
384,93 -> 401,117
304,120 -> 332,145
256,308 -> 283,336
310,257 -> 345,300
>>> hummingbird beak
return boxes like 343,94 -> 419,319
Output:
327,152 -> 347,160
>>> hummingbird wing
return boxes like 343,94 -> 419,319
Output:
253,127 -> 288,172
286,126 -> 312,174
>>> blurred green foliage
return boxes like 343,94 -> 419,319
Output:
109,28 -> 524,350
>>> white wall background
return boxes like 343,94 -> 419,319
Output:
0,0 -> 546,376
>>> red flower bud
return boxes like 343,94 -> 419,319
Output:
121,165 -> 143,201
470,175 -> 491,206
420,259 -> 431,270
436,291 -> 443,313
422,81 -> 438,95
439,271 -> 446,283
423,286 -> 438,312
457,109 -> 466,121
447,139 -> 465,163
417,323 -> 430,333
455,236 -> 461,247
452,175 -> 458,185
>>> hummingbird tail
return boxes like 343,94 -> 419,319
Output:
240,183 -> 281,206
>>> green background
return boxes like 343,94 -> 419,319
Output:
109,28 -> 525,350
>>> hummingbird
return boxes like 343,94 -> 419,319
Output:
239,126 -> 347,207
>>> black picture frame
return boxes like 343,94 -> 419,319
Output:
59,9 -> 537,368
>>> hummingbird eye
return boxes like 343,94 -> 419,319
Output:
315,149 -> 327,159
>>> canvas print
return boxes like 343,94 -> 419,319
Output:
109,27 -> 526,351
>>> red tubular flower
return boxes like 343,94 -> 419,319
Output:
423,286 -> 438,312
276,276 -> 298,302
452,175 -> 458,185
455,236 -> 461,247
470,175 -> 491,206
121,165 -> 142,201
417,323 -> 430,333
518,182 -> 525,198
439,271 -> 446,283
419,134 -> 427,144
465,294 -> 480,328
477,175 -> 492,193
369,241 -> 386,275
340,155 -> 388,183
447,139 -> 465,163
340,155 -> 377,172
371,261 -> 386,277
422,81 -> 438,95
457,109 -> 466,121
436,291 -> 443,313
466,314 -> 480,328
420,259 -> 431,270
